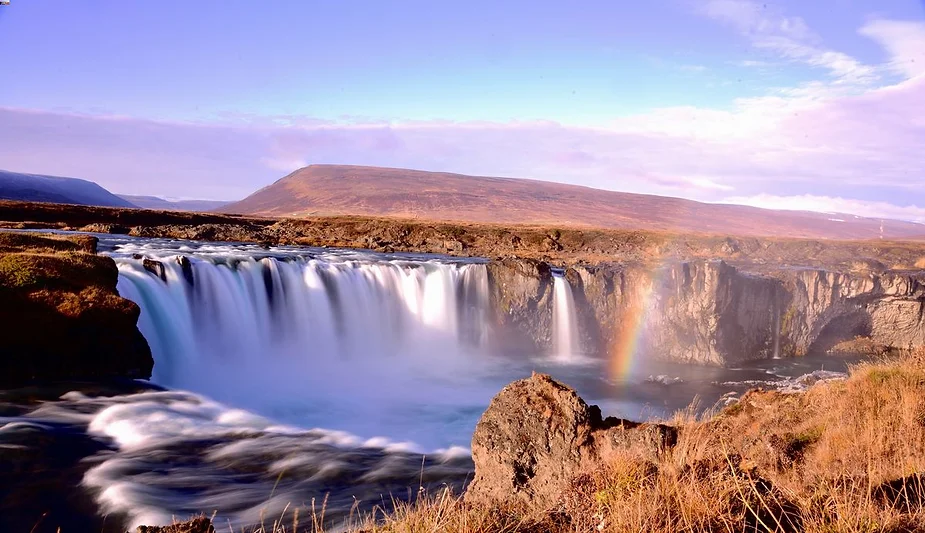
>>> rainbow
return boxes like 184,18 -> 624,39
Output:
607,263 -> 665,381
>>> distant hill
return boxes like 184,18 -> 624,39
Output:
219,165 -> 925,240
118,194 -> 230,212
0,170 -> 136,208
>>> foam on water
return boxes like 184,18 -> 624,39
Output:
11,388 -> 474,529
110,240 -> 501,449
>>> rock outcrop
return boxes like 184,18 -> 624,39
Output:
778,268 -> 925,355
0,231 -> 152,384
136,517 -> 214,533
487,260 -> 925,366
466,373 -> 676,511
639,262 -> 785,365
486,259 -> 554,351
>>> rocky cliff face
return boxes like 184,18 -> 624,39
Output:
0,232 -> 152,384
779,268 -> 925,355
487,259 -> 925,366
485,259 -> 554,352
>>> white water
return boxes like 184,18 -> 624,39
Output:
552,273 -> 581,361
111,243 -> 504,448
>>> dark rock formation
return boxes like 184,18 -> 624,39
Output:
486,259 -> 554,351
466,373 -> 676,511
136,517 -> 214,533
79,222 -> 130,234
487,259 -> 925,366
176,255 -> 194,286
0,231 -> 152,384
778,268 -> 925,356
143,258 -> 167,282
639,261 -> 785,365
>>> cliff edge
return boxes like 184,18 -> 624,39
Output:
0,232 -> 152,384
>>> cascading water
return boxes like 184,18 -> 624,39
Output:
551,272 -> 581,361
111,243 -> 497,444
773,291 -> 782,359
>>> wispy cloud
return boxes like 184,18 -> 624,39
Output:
859,19 -> 925,78
678,64 -> 709,73
720,194 -> 925,224
733,59 -> 774,68
701,0 -> 879,85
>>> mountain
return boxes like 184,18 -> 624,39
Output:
118,194 -> 230,212
0,170 -> 136,208
219,165 -> 925,240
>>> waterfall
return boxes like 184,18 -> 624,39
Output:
114,252 -> 493,416
552,272 -> 580,361
772,288 -> 782,359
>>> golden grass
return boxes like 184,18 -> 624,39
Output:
149,352 -> 924,533
233,351 -> 925,533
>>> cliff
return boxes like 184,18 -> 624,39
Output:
1,200 -> 923,367
0,232 -> 152,384
487,259 -> 925,366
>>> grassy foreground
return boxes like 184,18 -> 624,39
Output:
213,350 -> 925,533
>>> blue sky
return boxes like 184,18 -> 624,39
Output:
1,0 -> 924,222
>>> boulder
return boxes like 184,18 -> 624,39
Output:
466,373 -> 676,512
143,258 -> 167,282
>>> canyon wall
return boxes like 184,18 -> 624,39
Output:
487,259 -> 925,366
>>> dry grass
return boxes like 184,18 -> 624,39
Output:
228,350 -> 925,533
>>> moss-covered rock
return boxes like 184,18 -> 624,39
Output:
0,231 -> 152,385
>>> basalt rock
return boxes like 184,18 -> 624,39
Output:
639,261 -> 786,365
488,259 -> 925,366
176,255 -> 194,286
466,373 -> 676,511
78,222 -> 130,234
486,259 -> 554,351
143,258 -> 167,282
0,231 -> 153,384
776,268 -> 925,356
136,517 -> 214,533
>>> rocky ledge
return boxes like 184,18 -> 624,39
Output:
488,258 -> 925,366
0,231 -> 152,384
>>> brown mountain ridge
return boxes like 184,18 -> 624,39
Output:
219,165 -> 925,240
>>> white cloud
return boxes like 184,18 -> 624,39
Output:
720,194 -> 925,224
734,59 -> 774,67
261,156 -> 308,173
702,0 -> 813,40
701,0 -> 878,84
859,19 -> 925,78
